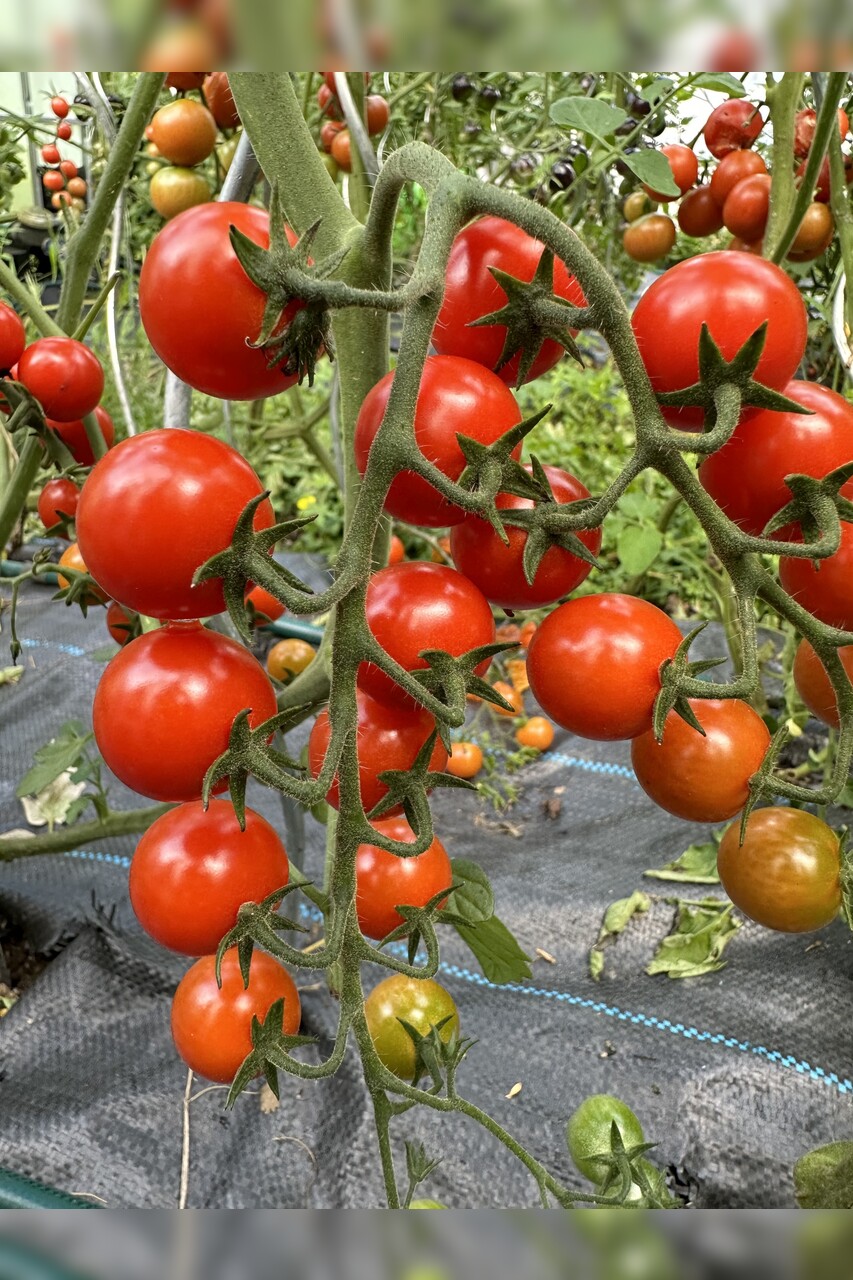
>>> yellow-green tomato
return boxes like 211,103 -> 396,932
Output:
150,166 -> 211,220
364,974 -> 459,1082
566,1093 -> 645,1184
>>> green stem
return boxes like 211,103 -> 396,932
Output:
0,257 -> 63,337
764,72 -> 805,259
769,73 -> 846,264
56,73 -> 166,333
0,802 -> 174,862
0,435 -> 41,556
72,270 -> 121,342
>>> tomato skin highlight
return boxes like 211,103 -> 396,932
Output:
355,816 -> 453,940
93,622 -> 278,802
308,691 -> 448,816
526,594 -> 682,740
449,464 -> 600,609
130,799 -> 289,955
699,380 -> 853,538
359,562 -> 496,709
171,949 -> 301,1083
631,252 -> 808,430
717,808 -> 841,933
76,429 -> 274,620
779,522 -> 853,631
364,974 -> 459,1082
139,203 -> 303,401
432,216 -> 586,386
631,698 -> 770,822
18,337 -> 104,422
354,354 -> 522,528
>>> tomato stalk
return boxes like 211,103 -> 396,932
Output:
763,72 -> 806,259
0,801 -> 175,861
768,73 -> 847,264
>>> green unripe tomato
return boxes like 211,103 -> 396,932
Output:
408,1198 -> 448,1209
364,974 -> 459,1082
566,1093 -> 645,1183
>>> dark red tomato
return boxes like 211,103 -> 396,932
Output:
793,639 -> 853,729
365,94 -> 389,135
0,303 -> 26,372
526,594 -> 682,740
432,216 -> 586,386
677,186 -> 724,237
317,83 -> 343,120
797,154 -> 853,203
308,690 -> 448,815
130,799 -> 289,955
244,583 -> 285,623
92,621 -> 278,801
631,252 -> 808,429
631,698 -> 770,822
722,173 -> 771,240
717,808 -> 841,932
449,464 -> 601,609
42,170 -> 65,193
354,355 -> 522,527
202,72 -> 240,130
138,202 -> 304,401
106,600 -> 138,646
51,96 -> 69,118
56,121 -> 72,140
47,405 -> 115,467
703,99 -> 763,157
171,948 -> 301,1083
643,143 -> 698,201
320,119 -> 345,151
37,476 -> 79,532
779,522 -> 853,631
76,429 -> 274,620
699,381 -> 853,537
709,148 -> 767,206
17,337 -> 104,422
364,974 -> 458,1082
793,107 -> 849,160
355,815 -> 453,940
359,562 -> 496,708
149,98 -> 217,166
622,214 -> 676,262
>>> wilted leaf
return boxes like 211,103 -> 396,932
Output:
589,890 -> 652,981
645,898 -> 740,979
644,836 -> 722,884
20,770 -> 87,829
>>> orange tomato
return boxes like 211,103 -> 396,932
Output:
446,741 -> 483,779
266,637 -> 315,681
515,716 -> 555,750
57,542 -> 107,604
490,680 -> 524,717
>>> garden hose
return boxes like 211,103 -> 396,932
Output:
0,1166 -> 97,1209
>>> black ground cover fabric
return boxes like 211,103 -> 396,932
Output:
1,574 -> 852,1208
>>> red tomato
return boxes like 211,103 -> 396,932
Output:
355,815 -> 453,940
59,160 -> 77,180
709,149 -> 767,206
171,949 -> 301,1083
388,533 -> 405,565
139,203 -> 305,401
359,562 -> 496,708
244,583 -> 285,623
317,82 -> 343,120
796,154 -> 853,203
18,337 -> 104,422
699,381 -> 853,537
76,429 -> 274,620
51,96 -> 69,118
779,522 -> 853,631
354,355 -> 522,527
722,173 -> 771,240
106,600 -> 137,646
47,405 -> 115,467
449,464 -> 600,609
677,186 -> 724,237
631,252 -> 808,430
793,639 -> 853,730
0,303 -> 26,372
56,121 -> 72,140
643,143 -> 699,201
329,128 -> 352,172
203,72 -> 240,130
308,690 -> 448,815
703,99 -> 763,157
365,94 -> 390,135
717,808 -> 841,932
631,698 -> 770,822
320,119 -> 345,151
37,476 -> 79,532
164,71 -> 209,90
322,70 -> 370,91
793,107 -> 849,160
130,799 -> 289,955
432,216 -> 586,386
526,594 -> 682,740
42,171 -> 65,193
150,98 -> 217,166
93,621 -> 278,801
41,143 -> 60,165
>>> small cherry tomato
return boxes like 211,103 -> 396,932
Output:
722,172 -> 771,240
18,337 -> 104,422
789,202 -> 834,257
41,143 -> 60,165
355,815 -> 453,940
366,94 -> 390,135
623,213 -> 676,262
37,476 -> 79,533
364,974 -> 459,1082
149,166 -> 210,219
43,170 -> 65,192
388,533 -> 405,565
320,119 -> 345,152
515,716 -> 555,750
717,808 -> 841,932
677,186 -> 724,237
267,637 -> 316,682
779,522 -> 853,631
56,541 -> 107,604
244,583 -> 285,624
703,99 -> 763,158
643,143 -> 698,201
59,160 -> 77,179
66,176 -> 87,198
202,71 -> 240,130
793,107 -> 849,161
150,98 -> 217,167
446,741 -> 483,778
56,121 -> 72,140
567,1095 -> 645,1184
171,949 -> 301,1083
330,128 -> 352,172
623,191 -> 649,222
51,96 -> 69,119
490,680 -> 524,718
317,83 -> 343,120
47,405 -> 115,467
793,639 -> 853,730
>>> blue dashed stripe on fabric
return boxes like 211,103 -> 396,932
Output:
20,637 -> 88,658
59,847 -> 853,1098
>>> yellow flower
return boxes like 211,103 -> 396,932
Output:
296,494 -> 317,511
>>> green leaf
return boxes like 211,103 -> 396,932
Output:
621,149 -> 680,197
616,525 -> 662,576
549,96 -> 627,140
589,890 -> 651,981
692,72 -> 747,96
639,77 -> 673,104
645,899 -> 740,979
444,859 -> 494,925
452,914 -> 532,984
16,723 -> 94,799
644,836 -> 722,884
794,1141 -> 853,1208
88,644 -> 120,663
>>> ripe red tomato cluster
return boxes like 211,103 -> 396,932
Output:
41,98 -> 88,213
623,96 -> 846,263
317,72 -> 390,173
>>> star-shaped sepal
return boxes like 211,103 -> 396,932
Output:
201,706 -> 309,828
651,623 -> 726,742
514,455 -> 603,584
762,461 -> 853,551
367,730 -> 480,829
470,248 -> 587,388
454,406 -> 552,540
405,640 -> 521,736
